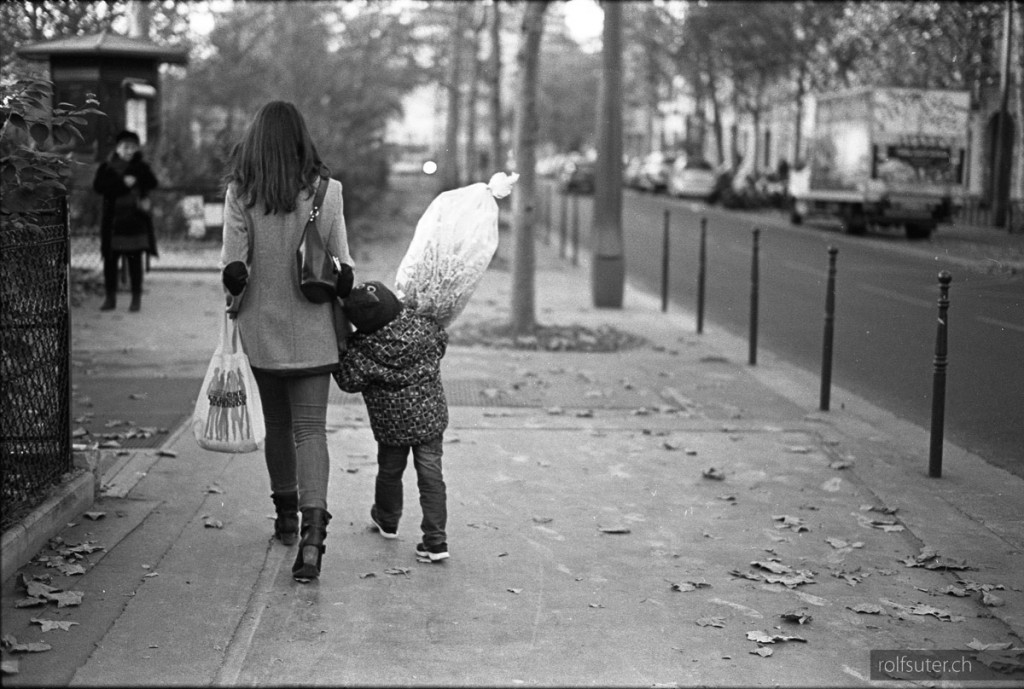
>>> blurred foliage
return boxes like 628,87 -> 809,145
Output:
1,77 -> 104,234
160,1 -> 433,218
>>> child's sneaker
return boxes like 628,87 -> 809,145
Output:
415,542 -> 449,562
369,506 -> 397,540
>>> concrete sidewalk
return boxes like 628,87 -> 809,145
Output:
2,225 -> 1022,686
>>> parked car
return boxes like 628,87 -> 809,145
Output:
667,158 -> 718,201
636,151 -> 676,193
558,158 -> 595,194
623,156 -> 645,189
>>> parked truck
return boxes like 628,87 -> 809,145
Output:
789,87 -> 970,239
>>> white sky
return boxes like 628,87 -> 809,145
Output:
187,1 -> 605,46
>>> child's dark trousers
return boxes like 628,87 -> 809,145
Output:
374,435 -> 447,546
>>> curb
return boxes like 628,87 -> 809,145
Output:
0,470 -> 93,585
1,421 -> 194,586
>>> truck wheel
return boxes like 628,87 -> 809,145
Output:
905,223 -> 933,240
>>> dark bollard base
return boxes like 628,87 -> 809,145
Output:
592,255 -> 625,308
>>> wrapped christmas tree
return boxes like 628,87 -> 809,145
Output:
395,172 -> 518,328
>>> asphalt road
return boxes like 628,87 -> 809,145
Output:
544,183 -> 1024,479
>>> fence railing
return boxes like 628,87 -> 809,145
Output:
69,185 -> 226,273
1,198 -> 73,533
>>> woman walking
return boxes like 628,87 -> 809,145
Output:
220,101 -> 354,582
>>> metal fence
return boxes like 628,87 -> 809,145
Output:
69,185 -> 225,274
1,199 -> 73,533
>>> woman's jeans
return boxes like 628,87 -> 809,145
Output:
252,370 -> 330,511
374,436 -> 447,546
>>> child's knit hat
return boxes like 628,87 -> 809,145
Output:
344,281 -> 403,334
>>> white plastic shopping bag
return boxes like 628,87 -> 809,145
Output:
192,313 -> 265,453
395,171 -> 518,328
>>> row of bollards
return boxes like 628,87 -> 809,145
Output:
660,209 -> 954,479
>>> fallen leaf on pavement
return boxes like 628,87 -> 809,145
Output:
943,585 -> 969,597
83,511 -> 105,521
507,588 -> 522,594
829,460 -> 854,470
785,446 -> 811,454
780,609 -> 812,624
50,591 -> 83,608
771,515 -> 808,532
598,526 -> 631,534
752,560 -> 792,574
155,450 -> 178,458
882,599 -> 965,622
968,639 -> 1016,652
205,484 -> 225,494
751,646 -> 774,657
30,618 -> 79,632
203,517 -> 223,529
956,579 -> 1004,593
746,630 -> 807,644
359,573 -> 376,579
702,467 -> 726,481
982,591 -> 1005,607
696,616 -> 726,628
846,603 -> 884,614
14,598 -> 47,608
532,516 -> 553,524
384,567 -> 411,576
1,659 -> 19,674
901,547 -> 970,570
129,392 -> 148,400
669,580 -> 711,592
4,636 -> 51,653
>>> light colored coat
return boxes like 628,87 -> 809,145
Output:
220,178 -> 353,372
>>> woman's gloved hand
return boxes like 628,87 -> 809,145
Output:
336,262 -> 354,299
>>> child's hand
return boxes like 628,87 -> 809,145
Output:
123,175 -> 137,187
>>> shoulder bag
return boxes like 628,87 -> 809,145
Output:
296,176 -> 339,304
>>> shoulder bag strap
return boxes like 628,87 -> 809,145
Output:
307,175 -> 328,225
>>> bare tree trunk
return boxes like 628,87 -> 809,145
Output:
127,0 -> 152,38
794,62 -> 805,164
464,6 -> 485,181
592,0 -> 625,308
440,4 -> 467,192
488,1 -> 504,172
510,1 -> 548,335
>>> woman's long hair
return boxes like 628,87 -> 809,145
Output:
225,101 -> 327,215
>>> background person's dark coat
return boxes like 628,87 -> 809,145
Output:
93,151 -> 159,256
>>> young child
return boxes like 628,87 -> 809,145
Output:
333,281 -> 450,561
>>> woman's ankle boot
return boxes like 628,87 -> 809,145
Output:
129,292 -> 141,312
271,492 -> 299,545
292,508 -> 331,582
100,292 -> 116,311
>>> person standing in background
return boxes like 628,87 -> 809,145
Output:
92,129 -> 158,312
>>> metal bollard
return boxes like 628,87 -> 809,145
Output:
559,191 -> 568,258
697,217 -> 707,334
819,247 -> 838,411
661,209 -> 670,312
571,193 -> 580,266
928,271 -> 953,478
748,227 -> 760,366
